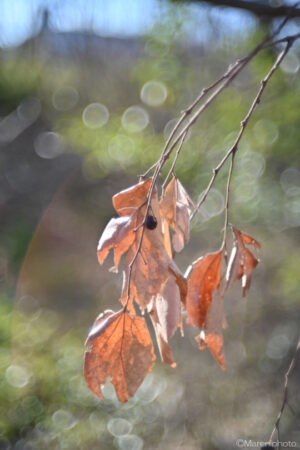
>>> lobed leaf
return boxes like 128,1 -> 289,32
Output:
84,309 -> 156,403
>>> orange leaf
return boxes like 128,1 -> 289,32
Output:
147,276 -> 181,367
97,179 -> 153,274
186,251 -> 222,329
162,218 -> 172,258
168,265 -> 188,308
195,292 -> 225,370
239,231 -> 261,250
84,309 -> 156,403
113,178 -> 152,216
160,177 -> 193,253
121,190 -> 186,312
97,215 -> 137,271
226,227 -> 260,297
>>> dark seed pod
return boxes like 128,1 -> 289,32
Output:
145,215 -> 157,230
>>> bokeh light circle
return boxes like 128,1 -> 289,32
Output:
140,80 -> 167,107
52,409 -> 75,430
266,334 -> 290,360
280,168 -> 300,197
34,132 -> 65,159
52,86 -> 79,111
107,418 -> 132,437
280,52 -> 299,75
116,434 -> 143,450
199,188 -> 224,219
121,106 -> 149,133
253,119 -> 278,146
108,135 -> 135,164
82,103 -> 109,129
163,117 -> 191,142
5,364 -> 31,388
236,151 -> 266,178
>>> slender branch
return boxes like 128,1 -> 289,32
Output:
191,38 -> 294,220
266,31 -> 300,48
162,130 -> 187,192
125,144 -> 171,306
140,62 -> 241,179
268,338 -> 300,446
141,10 -> 296,180
126,16 -> 299,308
221,151 -> 235,254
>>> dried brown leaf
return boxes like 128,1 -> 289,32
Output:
84,309 -> 155,403
186,251 -> 222,329
97,215 -> 136,271
147,276 -> 181,367
239,231 -> 261,250
162,218 -> 172,258
97,179 -> 153,274
195,291 -> 225,369
226,227 -> 260,296
121,227 -> 185,313
113,178 -> 152,216
121,190 -> 185,312
168,265 -> 188,308
160,177 -> 193,253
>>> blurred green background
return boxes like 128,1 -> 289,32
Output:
0,1 -> 300,449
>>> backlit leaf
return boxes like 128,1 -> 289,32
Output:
121,188 -> 186,312
195,291 -> 225,369
113,178 -> 152,216
84,309 -> 156,403
186,251 -> 223,329
226,227 -> 260,297
97,215 -> 137,271
160,177 -> 194,253
148,276 -> 181,367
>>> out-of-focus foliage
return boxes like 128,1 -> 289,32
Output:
0,1 -> 300,449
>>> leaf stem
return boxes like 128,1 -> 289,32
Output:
221,151 -> 235,254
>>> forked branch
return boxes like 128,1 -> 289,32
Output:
126,20 -> 300,307
191,37 -> 293,223
88,6 -> 300,406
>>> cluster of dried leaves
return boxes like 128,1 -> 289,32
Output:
84,178 -> 260,402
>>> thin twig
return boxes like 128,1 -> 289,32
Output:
162,130 -> 187,192
268,338 -> 300,448
221,151 -> 235,256
141,2 -> 298,181
139,11 -> 292,180
125,154 -> 166,306
190,38 -> 294,220
126,18 -> 300,308
149,19 -> 298,175
265,31 -> 300,48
